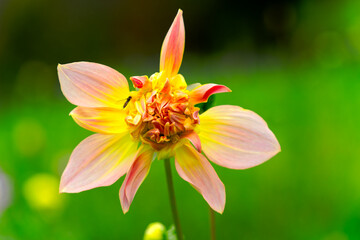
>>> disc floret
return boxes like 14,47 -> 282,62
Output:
125,73 -> 199,152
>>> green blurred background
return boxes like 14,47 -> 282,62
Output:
0,0 -> 359,239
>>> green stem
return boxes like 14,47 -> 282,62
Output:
209,207 -> 216,240
164,158 -> 183,240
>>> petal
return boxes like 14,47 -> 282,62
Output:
175,144 -> 225,213
159,9 -> 185,77
70,107 -> 128,134
120,146 -> 154,213
189,84 -> 231,105
170,74 -> 187,90
198,105 -> 280,170
186,83 -> 201,91
182,131 -> 202,152
130,75 -> 148,89
60,133 -> 138,193
58,62 -> 129,107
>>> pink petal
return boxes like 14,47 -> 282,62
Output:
182,131 -> 202,152
130,75 -> 148,89
175,144 -> 225,213
159,9 -> 185,77
58,62 -> 129,107
199,105 -> 280,169
120,146 -> 154,213
70,107 -> 128,134
189,84 -> 231,105
60,133 -> 138,193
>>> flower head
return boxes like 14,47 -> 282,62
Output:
58,9 -> 280,214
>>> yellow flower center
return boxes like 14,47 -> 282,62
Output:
124,72 -> 199,151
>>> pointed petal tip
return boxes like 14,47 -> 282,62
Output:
221,85 -> 231,92
57,63 -> 64,72
59,183 -> 68,194
276,141 -> 281,152
69,108 -> 76,116
57,63 -> 71,71
212,182 -> 226,214
121,204 -> 129,214
58,181 -> 74,193
159,9 -> 185,77
59,180 -> 65,193
267,131 -> 281,156
272,142 -> 282,157
189,84 -> 231,105
213,206 -> 224,214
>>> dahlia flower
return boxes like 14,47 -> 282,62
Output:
58,9 -> 280,214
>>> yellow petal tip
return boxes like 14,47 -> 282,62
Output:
69,109 -> 75,116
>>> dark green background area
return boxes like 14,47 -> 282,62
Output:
0,0 -> 359,239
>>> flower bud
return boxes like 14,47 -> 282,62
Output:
144,222 -> 166,240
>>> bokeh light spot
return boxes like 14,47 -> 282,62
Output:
12,118 -> 46,157
23,173 -> 62,210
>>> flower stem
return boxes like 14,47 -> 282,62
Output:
164,158 -> 183,240
209,207 -> 216,240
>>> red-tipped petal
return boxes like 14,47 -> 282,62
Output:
189,84 -> 231,105
160,9 -> 185,77
199,105 -> 281,169
58,62 -> 129,107
120,146 -> 154,213
130,76 -> 148,89
175,144 -> 225,213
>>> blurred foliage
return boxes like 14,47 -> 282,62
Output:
1,0 -> 360,239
